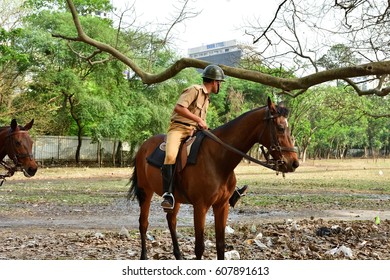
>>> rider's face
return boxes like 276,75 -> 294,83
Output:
213,80 -> 222,94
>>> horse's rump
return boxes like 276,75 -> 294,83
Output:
128,134 -> 164,204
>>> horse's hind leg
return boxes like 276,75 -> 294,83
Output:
166,204 -> 183,259
139,193 -> 153,260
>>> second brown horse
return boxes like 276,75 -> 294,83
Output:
0,119 -> 37,178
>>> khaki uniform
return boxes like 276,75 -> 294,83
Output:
164,85 -> 210,164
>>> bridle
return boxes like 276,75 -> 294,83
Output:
201,106 -> 297,175
258,107 -> 297,171
0,130 -> 34,184
5,130 -> 34,164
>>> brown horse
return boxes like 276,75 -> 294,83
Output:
128,97 -> 299,260
0,119 -> 38,178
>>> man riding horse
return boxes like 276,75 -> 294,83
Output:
161,65 -> 247,211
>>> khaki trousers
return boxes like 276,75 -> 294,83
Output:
164,123 -> 195,164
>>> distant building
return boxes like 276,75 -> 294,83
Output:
188,40 -> 242,67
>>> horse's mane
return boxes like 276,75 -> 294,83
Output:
212,106 -> 264,132
0,124 -> 26,133
277,106 -> 289,117
212,104 -> 289,133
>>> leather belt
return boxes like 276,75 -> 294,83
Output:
172,120 -> 194,127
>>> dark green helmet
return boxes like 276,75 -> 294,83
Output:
202,65 -> 225,81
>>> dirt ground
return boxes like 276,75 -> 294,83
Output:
1,164 -> 389,260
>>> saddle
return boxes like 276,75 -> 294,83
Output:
146,130 -> 206,172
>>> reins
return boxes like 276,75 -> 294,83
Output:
0,161 -> 16,186
201,129 -> 283,172
201,108 -> 296,176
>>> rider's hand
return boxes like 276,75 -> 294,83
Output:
197,119 -> 208,130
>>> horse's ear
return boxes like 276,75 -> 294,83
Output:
11,119 -> 17,131
23,119 -> 34,131
267,96 -> 277,113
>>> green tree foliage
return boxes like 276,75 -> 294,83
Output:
317,44 -> 361,70
8,2 -> 206,162
24,0 -> 113,14
2,0 -> 389,164
0,28 -> 32,117
286,85 -> 389,160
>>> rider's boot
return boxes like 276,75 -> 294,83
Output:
229,185 -> 248,208
161,164 -> 175,211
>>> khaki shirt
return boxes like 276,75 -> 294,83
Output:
170,84 -> 210,126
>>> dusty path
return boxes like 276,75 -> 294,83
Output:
1,197 -> 390,230
1,205 -> 389,260
1,163 -> 389,260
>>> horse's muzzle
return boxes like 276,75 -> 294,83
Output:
291,159 -> 300,171
279,159 -> 299,173
23,166 -> 37,177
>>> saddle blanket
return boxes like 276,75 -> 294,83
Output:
146,130 -> 205,168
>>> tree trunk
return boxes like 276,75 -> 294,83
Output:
67,94 -> 83,164
115,141 -> 123,167
301,147 -> 307,163
97,141 -> 101,167
76,132 -> 82,164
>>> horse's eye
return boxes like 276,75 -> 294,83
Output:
15,141 -> 21,146
277,125 -> 285,133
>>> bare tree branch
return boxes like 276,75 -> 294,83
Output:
363,112 -> 390,118
55,0 -> 390,96
66,42 -> 112,65
344,75 -> 390,96
253,0 -> 288,44
162,0 -> 201,45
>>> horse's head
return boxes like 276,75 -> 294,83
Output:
261,97 -> 299,173
5,119 -> 38,177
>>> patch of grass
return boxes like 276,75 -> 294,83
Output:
236,159 -> 390,210
241,192 -> 388,210
1,159 -> 389,210
0,177 -> 129,206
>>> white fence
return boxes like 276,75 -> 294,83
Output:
32,135 -> 124,166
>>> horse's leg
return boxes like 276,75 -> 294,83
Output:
166,203 -> 183,260
213,203 -> 230,260
139,193 -> 153,260
193,206 -> 207,260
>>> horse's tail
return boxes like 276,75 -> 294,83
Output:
127,158 -> 139,202
127,158 -> 144,205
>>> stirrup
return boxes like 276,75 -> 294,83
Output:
161,192 -> 175,211
237,185 -> 248,197
229,185 -> 248,208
